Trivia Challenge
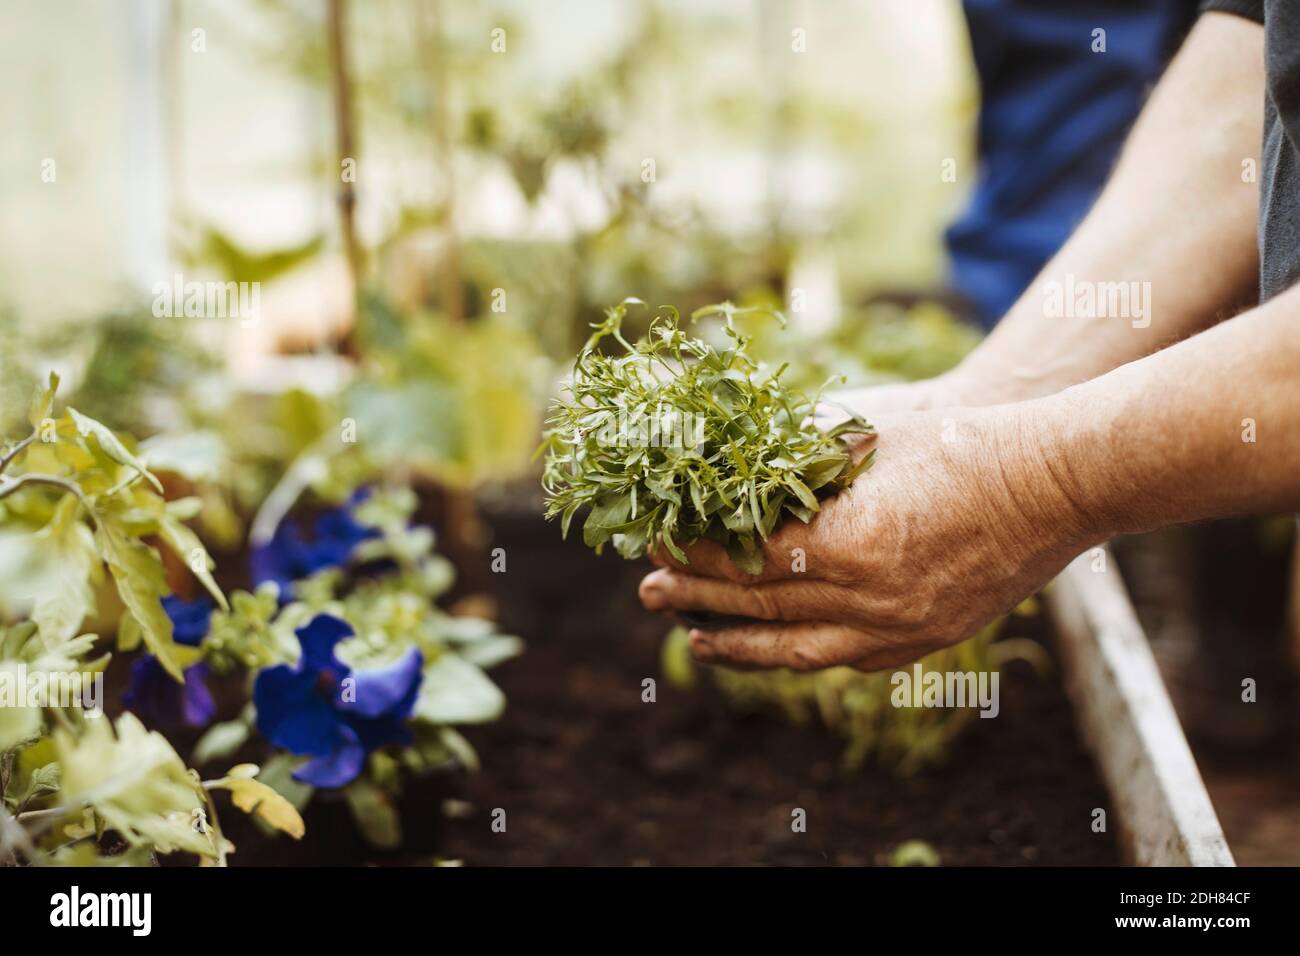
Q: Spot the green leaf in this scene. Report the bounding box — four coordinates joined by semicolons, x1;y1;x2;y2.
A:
12;762;61;810
889;839;941;867
659;526;688;563
0;622;38;662
785;476;819;512
435;726;479;772
67;407;163;493
842;447;876;484
55;712;216;858
660;626;696;690
186;226;325;284
157;507;229;611
725;536;765;577
252;753;315;811
542;301;872;576
28;495;99;647
117;612;142;653
342;778;402;849
582;495;632;550
93;509;185;681
0;662;44;752
415;653;507;724
29;371;59;428
192;718;251;767
139;430;227;483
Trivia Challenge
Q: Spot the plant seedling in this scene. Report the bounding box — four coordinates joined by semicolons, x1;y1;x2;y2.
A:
540;299;874;616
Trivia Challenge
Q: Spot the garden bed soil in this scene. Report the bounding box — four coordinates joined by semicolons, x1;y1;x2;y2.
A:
1117;519;1300;866
428;495;1119;867
167;491;1119;866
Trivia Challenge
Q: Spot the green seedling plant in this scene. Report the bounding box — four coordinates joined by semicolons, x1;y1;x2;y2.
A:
541;299;874;575
664;613;1049;775
652;307;1049;774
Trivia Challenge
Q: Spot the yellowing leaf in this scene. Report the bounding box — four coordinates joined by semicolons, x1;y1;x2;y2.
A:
212;775;306;840
0;662;44;751
67;407;164;494
158;507;229;611
55;713;215;858
93;510;184;681
29;495;99;647
29;371;59;428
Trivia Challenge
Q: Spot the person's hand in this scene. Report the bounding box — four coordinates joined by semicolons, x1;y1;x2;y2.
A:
811;370;972;430
811;357;1027;436
638;406;1099;672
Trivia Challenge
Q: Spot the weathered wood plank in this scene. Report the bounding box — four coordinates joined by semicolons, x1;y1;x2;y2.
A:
1045;547;1234;867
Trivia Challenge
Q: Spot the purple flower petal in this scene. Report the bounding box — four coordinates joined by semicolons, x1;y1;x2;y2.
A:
295;615;354;673
181;663;217;727
339;647;423;719
254;664;341;757
161;595;213;646
124;657;214;728
253;611;422;791
292;724;367;788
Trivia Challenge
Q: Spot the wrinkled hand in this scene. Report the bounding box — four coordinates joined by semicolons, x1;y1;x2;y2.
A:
811;373;969;431
639;407;1097;672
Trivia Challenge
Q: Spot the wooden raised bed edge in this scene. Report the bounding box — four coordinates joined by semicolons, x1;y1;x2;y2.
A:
1045;547;1235;867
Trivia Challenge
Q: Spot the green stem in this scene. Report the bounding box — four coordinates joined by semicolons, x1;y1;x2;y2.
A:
14;805;72;825
0;433;37;474
200;785;229;866
0;474;95;526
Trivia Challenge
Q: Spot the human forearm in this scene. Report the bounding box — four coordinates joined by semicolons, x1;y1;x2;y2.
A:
1032;285;1300;541
641;288;1299;671
954;13;1265;404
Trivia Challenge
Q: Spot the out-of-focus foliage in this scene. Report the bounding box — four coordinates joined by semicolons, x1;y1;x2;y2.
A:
0;374;225;676
727;296;983;392
179;226;326;287
189;485;520;849
0;310;218;439
0;376;302;865
345;293;549;488
665;605;1047;775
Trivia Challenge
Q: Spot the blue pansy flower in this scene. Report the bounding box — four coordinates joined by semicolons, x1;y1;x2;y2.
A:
249;490;379;600
122;596;216;728
163;594;213;645
253;614;423;789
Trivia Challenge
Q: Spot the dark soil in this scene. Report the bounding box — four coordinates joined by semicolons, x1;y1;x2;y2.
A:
143;490;1118;866
1117;518;1300;866
429;495;1120;866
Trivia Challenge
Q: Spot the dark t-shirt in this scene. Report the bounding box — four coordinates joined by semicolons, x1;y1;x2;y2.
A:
1201;0;1300;301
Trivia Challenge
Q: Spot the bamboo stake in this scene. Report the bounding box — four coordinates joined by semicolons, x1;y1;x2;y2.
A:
328;0;364;322
416;0;464;323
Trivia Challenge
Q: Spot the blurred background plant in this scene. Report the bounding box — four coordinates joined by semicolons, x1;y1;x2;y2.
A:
2;0;999;863
664;606;1051;775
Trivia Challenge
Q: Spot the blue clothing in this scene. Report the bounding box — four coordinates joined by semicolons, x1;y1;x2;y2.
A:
947;0;1200;328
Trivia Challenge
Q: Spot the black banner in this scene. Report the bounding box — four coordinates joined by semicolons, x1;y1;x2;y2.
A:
1;865;1287;942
